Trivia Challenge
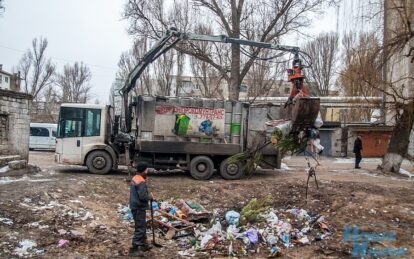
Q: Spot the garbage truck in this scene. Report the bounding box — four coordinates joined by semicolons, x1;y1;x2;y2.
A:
55;28;320;179
55;98;286;179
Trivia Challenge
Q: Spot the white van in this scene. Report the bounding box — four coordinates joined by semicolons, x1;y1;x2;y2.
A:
30;123;58;150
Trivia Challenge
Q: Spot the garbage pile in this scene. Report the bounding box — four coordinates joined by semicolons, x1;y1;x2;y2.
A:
119;195;334;257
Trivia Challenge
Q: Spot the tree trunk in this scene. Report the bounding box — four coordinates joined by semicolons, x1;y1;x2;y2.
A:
381;101;414;173
229;43;241;101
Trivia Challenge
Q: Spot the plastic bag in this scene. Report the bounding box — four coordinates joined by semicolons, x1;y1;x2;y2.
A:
200;234;213;248
246;228;259;244
266;235;278;246
286;208;310;221
225;210;240;226
264;211;279;225
226;225;239;239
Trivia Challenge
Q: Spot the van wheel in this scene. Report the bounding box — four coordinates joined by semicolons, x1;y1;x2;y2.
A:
86;150;112;174
190;156;214;180
220;159;244;180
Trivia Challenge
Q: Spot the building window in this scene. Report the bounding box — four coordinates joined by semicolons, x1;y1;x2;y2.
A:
0;75;2;84
285;87;290;94
181;81;192;89
5;77;8;83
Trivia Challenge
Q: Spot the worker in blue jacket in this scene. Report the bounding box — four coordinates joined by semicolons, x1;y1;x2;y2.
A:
129;162;153;256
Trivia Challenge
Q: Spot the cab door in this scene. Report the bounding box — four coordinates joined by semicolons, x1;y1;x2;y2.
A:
56;108;84;164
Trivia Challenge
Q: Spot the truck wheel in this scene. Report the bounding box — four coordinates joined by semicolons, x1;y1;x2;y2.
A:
190;156;214;180
86;150;112;174
220;159;244;180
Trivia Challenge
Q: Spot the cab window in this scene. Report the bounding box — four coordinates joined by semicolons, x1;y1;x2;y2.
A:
57;107;101;138
85;109;101;137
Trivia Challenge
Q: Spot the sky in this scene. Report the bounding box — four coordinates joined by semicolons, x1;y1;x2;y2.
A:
0;0;132;103
0;0;344;104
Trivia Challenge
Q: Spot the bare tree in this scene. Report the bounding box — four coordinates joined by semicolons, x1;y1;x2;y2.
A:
244;49;286;100
338;33;382;96
43;85;59;114
57;62;92;103
379;0;414;173
188;23;225;98
154;51;175;96
123;0;336;101
116;39;152;96
382;0;414;62
19;37;56;100
190;56;225;98
337;0;414;173
337;33;383;122
303;32;339;96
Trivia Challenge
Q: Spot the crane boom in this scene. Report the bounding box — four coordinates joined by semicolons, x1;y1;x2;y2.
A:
121;27;302;132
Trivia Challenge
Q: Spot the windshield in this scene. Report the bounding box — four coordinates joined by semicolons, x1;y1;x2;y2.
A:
57;107;101;138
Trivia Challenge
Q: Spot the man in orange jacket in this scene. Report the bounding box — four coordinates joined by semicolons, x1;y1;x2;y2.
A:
129;162;153;256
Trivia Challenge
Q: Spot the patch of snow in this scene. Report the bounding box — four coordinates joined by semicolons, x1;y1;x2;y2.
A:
69;200;83;204
334;158;382;164
0;165;10;173
399;168;414;179
26;222;40;228
402;159;412;165
81;211;93;221
0;217;13;225
28;179;55;183
20;200;67;211
0;176;29;185
66;211;81;218
281;163;291;170
14;239;37;257
334;158;354;164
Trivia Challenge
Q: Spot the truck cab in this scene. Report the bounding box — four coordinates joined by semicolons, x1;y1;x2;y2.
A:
55;103;117;174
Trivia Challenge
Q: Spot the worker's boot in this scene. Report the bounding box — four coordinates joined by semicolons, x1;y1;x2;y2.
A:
140;242;153;251
128;245;144;257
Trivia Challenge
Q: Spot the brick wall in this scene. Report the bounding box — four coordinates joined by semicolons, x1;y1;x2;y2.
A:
0;89;32;160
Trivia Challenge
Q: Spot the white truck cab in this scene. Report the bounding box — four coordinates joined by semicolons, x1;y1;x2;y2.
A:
55;103;117;174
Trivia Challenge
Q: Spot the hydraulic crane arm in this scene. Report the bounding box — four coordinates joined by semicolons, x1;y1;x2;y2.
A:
120;27;302;132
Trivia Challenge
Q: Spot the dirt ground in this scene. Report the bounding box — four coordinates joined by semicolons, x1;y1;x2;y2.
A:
0;151;413;258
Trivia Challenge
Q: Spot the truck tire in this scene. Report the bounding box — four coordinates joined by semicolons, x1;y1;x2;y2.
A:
220;159;244;180
190;156;214;180
86;150;113;175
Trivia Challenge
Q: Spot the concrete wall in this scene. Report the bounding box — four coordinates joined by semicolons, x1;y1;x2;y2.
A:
409;128;414;157
0;89;32;160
